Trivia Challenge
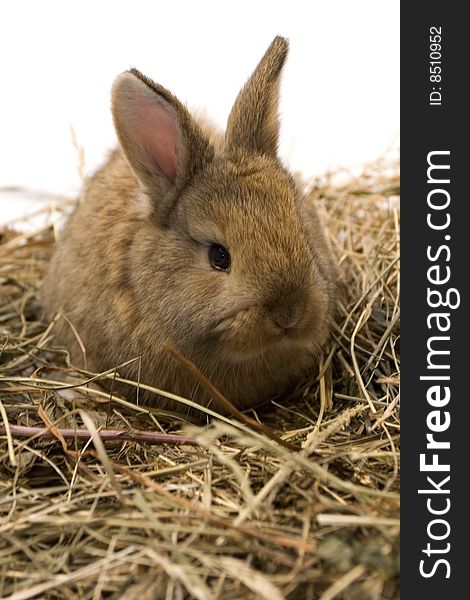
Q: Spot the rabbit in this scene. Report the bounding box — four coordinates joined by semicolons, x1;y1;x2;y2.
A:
40;36;340;418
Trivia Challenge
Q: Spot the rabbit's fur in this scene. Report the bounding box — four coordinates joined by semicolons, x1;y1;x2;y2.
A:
40;37;339;416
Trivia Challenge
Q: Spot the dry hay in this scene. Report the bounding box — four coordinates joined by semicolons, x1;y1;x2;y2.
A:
0;157;400;600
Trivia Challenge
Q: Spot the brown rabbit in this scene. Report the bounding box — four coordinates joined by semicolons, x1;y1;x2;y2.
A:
40;36;339;417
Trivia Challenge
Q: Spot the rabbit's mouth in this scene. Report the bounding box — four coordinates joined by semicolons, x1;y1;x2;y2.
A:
205;318;320;364
204;301;325;363
275;332;317;353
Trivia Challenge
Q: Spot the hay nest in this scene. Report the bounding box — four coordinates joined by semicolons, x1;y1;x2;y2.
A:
0;157;399;600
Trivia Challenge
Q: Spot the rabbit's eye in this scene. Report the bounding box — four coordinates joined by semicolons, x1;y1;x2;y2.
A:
209;244;231;271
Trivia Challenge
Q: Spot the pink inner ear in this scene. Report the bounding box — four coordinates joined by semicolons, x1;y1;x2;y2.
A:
134;97;179;183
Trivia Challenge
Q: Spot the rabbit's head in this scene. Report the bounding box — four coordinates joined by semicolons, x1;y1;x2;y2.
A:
110;37;335;368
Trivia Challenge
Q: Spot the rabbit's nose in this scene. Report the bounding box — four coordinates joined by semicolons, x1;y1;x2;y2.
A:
268;294;305;333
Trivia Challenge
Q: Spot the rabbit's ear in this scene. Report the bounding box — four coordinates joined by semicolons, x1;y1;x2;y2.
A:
225;36;288;158
112;70;213;211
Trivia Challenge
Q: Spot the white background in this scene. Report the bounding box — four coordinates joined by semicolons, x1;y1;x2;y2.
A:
0;0;399;223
